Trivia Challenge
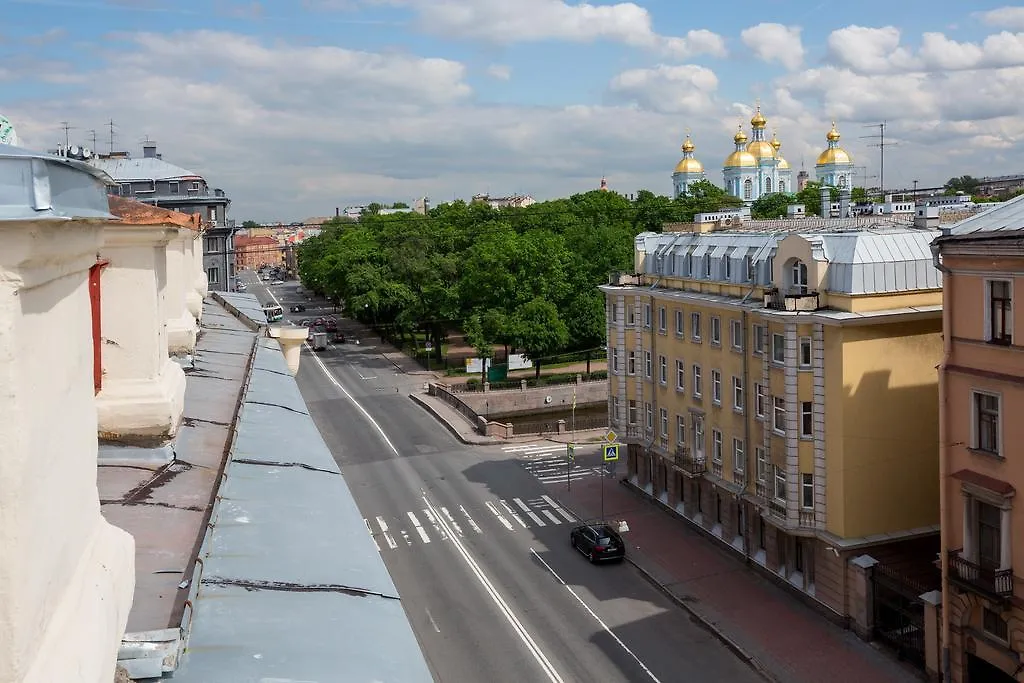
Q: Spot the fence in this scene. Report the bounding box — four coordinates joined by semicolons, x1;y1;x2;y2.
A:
447;373;609;393
511;413;608;436
429;383;480;427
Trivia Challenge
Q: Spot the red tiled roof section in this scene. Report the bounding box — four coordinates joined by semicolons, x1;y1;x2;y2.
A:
107;195;202;231
233;235;279;248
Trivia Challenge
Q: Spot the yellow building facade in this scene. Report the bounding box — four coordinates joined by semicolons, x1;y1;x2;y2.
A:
603;212;945;616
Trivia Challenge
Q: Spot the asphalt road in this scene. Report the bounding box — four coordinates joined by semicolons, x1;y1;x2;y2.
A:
242;271;761;683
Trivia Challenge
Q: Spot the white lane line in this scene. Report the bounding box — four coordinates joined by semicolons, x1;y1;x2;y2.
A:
408;511;431;543
500;499;529;528
542;495;576;522
485;501;514;531
376;516;398;549
441;507;464;538
530;549;663;683
514;497;547;527
460;505;483;534
426;495;564;683
425;606;441;634
423;507;448;541
363;519;380;551
541;510;562;525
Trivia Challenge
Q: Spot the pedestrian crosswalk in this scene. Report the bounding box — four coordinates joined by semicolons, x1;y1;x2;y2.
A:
362;495;576;553
502;442;599;485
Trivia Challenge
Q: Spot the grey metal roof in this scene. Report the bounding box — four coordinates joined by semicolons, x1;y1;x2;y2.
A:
943;193;1024;236
173;333;432;682
0;143;114;221
89;155;203;182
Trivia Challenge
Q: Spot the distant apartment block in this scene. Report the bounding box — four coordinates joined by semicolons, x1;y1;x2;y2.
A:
471;193;536;209
233;234;283;272
975;174;1024;198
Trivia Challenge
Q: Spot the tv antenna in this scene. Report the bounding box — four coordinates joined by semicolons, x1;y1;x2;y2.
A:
60;121;76;147
87;129;97;150
860;122;897;197
107;119;117;154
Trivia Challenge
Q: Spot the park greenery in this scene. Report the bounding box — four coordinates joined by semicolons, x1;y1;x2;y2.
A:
297;181;741;377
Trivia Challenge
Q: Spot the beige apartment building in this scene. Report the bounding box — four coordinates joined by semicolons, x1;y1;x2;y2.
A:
934;194;1024;683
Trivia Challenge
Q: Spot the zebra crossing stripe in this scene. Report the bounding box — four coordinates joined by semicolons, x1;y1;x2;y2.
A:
514;497;546;527
486;501;514;530
542;495;576;522
407;511;431;543
540;509;562;525
441;506;464;537
422;507;448;541
499;499;528;528
377;516;398;549
460;504;483;534
363;519;380;551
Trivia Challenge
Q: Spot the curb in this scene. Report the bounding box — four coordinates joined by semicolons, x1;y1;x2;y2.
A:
408;393;494;445
552;491;781;683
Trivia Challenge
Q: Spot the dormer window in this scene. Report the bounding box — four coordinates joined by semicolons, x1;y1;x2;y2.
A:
789;259;808;294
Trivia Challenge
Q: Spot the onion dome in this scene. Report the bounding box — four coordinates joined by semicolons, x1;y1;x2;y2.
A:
770;132;790;169
674;134;704;173
725;125;757;168
816;121;853;165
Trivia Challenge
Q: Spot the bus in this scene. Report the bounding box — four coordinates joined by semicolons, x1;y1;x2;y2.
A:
262;304;284;323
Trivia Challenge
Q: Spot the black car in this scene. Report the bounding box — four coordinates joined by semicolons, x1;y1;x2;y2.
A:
570;523;626;563
290;304;306;313
324;318;337;332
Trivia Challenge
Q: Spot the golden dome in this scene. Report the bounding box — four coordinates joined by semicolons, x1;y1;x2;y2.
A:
777;157;790;170
733;126;748;144
674;158;704;173
770;132;789;168
816;148;852;165
826;121;841;141
681;136;695;153
750;105;767;129
746;139;775;160
724;149;758;168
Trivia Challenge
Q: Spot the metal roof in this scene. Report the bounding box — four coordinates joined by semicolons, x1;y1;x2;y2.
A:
89;155;204;183
943;193;1024;236
0;143;114;221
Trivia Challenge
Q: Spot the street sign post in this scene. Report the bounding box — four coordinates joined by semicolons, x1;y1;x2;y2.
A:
566;443;575;490
602;443;620;461
600;443;620;521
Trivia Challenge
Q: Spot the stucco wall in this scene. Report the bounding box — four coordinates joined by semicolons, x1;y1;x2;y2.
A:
452;379;607;416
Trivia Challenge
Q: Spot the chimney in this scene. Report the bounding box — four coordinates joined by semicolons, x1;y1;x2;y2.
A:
819;186;830;217
839;188;851;218
335;207;340;217
143;142;157;158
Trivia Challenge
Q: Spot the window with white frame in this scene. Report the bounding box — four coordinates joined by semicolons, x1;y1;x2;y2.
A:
755;384;766;417
691;312;702;341
724;253;733;279
800;401;813;438
771;333;785;363
659;355;667;384
644;303;652;328
733;376;744;412
799;337;812;367
731;319;743;349
644;351;652;378
675;309;684;336
612;397;620;421
628;400;638;424
660;408;669;437
753;325;766;355
973;391;1001;454
756;447;767;482
733;438;744;472
676;415;685;445
711;370;722;404
693;364;702;397
987;280;1013;344
676;360;685;391
972;500;1005;570
711;316;722;345
658;306;667;332
801;473;813;509
206;266;220;284
692;415;705;457
611;348;620;373
790;259;808;294
774;467;787;500
712;429;723;462
772;396;786;434
627;351;636;375
645;402;653;429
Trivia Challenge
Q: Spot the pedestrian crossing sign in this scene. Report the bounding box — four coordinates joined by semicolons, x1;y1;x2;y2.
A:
603;443;620;462
566;443;575;461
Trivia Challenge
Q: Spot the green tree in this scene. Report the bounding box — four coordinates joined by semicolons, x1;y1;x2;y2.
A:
241;220;259;230
944;175;980;195
560;287;606;374
795;181;839;217
675;180;744;220
463;313;493;383
391;201;410;209
851;186;868;203
750;192;796;219
512;298;569;380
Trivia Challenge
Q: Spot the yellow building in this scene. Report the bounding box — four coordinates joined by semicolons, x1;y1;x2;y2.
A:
602;208;946;616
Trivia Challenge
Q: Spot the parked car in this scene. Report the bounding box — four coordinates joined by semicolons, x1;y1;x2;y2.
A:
570;523;626;563
314;318;325;327
290;304;306;313
271;279;284;285
299;319;312;327
333;332;347;343
325;318;337;332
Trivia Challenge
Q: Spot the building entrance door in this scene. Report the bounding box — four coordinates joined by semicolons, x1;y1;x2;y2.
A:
967;653;1016;682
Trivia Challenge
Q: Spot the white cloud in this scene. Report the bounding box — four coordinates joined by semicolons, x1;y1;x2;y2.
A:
975;6;1024;31
486;63;512;80
607;64;718;114
740;23;804;71
827;24;1024;73
826;25;918;73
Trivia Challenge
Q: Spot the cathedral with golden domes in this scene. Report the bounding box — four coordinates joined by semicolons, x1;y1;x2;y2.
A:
671;105;855;204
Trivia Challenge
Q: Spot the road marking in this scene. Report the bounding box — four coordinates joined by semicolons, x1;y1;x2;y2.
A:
514;497;546;527
407;511;431;543
422;507;448;541
460;505;483;534
485;501;514;531
530;549;662;683
363;519;380;551
440;507;464;538
401;529;412;546
541;509;562;525
426;495;564;683
376;516;398;549
500;499;528;528
425;606;441;633
542;495;576;522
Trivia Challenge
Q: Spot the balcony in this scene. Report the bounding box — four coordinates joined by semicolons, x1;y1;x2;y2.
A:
768;498;786;519
798;509;815;528
733;470;746;488
763;287;820;312
672;446;707;476
711;460;723;477
755;481;767;499
948;550;1014;601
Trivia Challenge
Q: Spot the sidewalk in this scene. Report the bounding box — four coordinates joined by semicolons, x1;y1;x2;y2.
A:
551;475;922;683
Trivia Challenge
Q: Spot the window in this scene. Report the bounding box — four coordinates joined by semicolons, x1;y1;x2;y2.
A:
801;473;813;509
774;467;787;500
987;280;1013;344
764;177;772;194
675;360;685;391
628;400;638;424
730;319;743;349
973;391;1001;454
799;337;812;367
612;397;620;421
743;178;753;200
733;438;745;472
710;316;721;345
756;447;767;482
704;256;712;279
206;266;220;284
743;255;753;282
692;365;702;397
711;370;722;404
660;408;669;437
772;396;786;434
790;260;808;294
690;312;702;341
645;402;653;429
977;500;1002;569
724;256;732;279
733;377;744;412
983;608;1009;642
169;181;179;194
627;303;636;326
771;333;785;363
611;348;620;373
755;384;766;418
612;302;620;322
675;309;684;336
676;415;685;445
204;236;220;254
644;304;652;328
658;355;667;384
753;325;766;355
627;351;636;375
692;415;705;457
800;402;813;438
644;351;652;378
658;306;667;332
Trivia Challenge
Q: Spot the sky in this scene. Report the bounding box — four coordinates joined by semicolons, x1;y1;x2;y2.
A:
3;0;1024;221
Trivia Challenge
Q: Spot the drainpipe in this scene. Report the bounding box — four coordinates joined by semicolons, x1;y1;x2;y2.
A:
741;308;753;563
932;239;953;683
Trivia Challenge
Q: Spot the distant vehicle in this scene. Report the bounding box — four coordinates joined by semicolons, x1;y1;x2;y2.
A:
311;331;328;351
290;304;306;313
570;523;625;563
299;318;312;327
262;304;284;323
333;332;346;343
271;279;284;285
325;318;337;332
236;283;247;292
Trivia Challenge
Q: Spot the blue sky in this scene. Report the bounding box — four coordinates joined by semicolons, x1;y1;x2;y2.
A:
3;0;1023;220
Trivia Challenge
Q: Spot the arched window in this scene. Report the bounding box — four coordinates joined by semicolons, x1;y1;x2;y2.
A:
743;178;753;200
765;178;772;194
838;175;848;188
789;259;808;294
778;180;786;193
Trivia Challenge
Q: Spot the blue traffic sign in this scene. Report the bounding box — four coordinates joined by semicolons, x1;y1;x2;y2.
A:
603;443;620;462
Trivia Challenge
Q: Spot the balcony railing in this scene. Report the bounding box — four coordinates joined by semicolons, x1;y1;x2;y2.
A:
798;509;815;528
733;470;746;488
768;499;786;519
672;446;706;476
948;550;1014;600
711;460;723;477
755;481;767;499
